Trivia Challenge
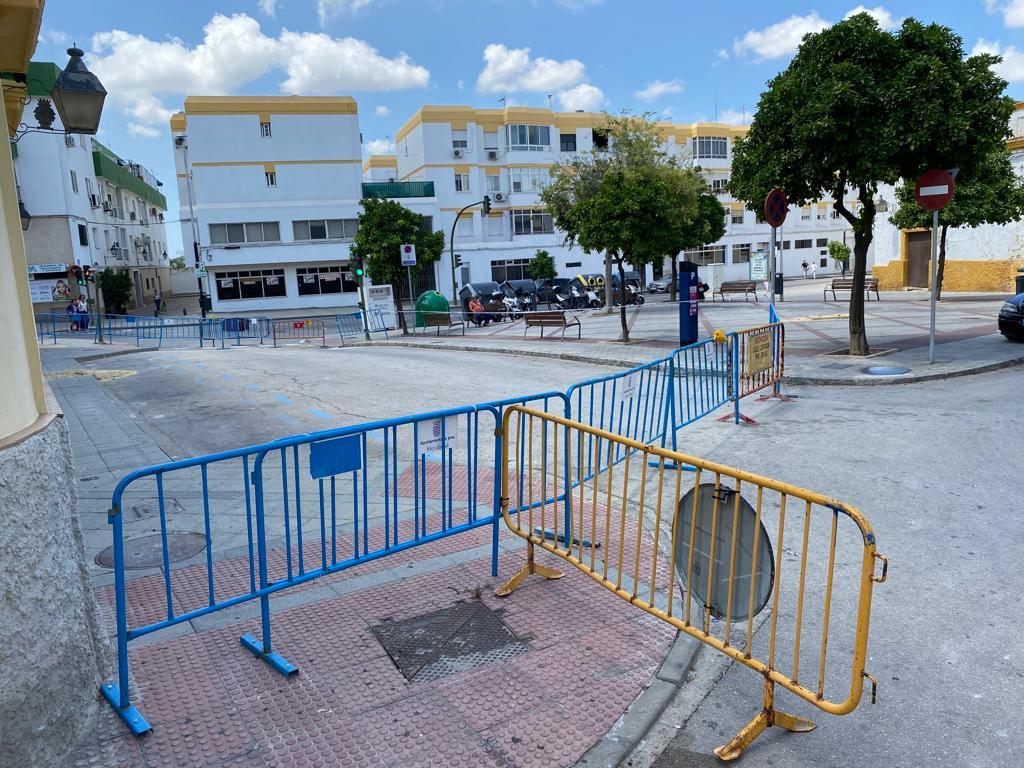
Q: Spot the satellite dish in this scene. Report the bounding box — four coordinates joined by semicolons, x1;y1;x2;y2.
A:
674;483;775;621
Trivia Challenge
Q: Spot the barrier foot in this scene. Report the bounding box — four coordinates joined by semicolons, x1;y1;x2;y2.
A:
658;460;696;472
100;682;151;736
717;412;759;425
756;392;796;402
494;542;564;597
713;678;815;762
239;634;299;677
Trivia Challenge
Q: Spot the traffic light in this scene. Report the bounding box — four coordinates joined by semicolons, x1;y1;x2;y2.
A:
71;265;84;286
354;259;365;278
82;265;93;283
454;254;463;268
482;195;491;215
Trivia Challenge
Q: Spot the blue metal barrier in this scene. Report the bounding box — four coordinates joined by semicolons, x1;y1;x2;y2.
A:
337;308;389;345
35;312;98;343
669;337;732;439
218;316;273;348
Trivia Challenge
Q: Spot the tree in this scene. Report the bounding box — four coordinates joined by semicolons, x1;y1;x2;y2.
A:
527;249;557;281
828;240;851;277
889;146;1024;299
168;255;187;272
351;196;445;334
542;114;698;341
97;268;133;315
730;13;1013;355
666;181;727;302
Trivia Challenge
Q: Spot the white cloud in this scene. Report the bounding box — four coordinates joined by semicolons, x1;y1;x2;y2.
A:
716;49;729;61
557;83;604;112
844;5;898;29
363;138;392;155
318;0;375;27
555;0;601;9
477;43;586;93
38;28;70;45
987;0;1024;27
733;12;829;61
257;0;276;16
973;39;1024;82
88;14;429;128
634;79;683;102
127;123;161;138
717;108;749;125
457;79;465;91
375;105;390;116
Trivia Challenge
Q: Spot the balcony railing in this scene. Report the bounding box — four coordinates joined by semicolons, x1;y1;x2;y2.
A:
361;181;435;199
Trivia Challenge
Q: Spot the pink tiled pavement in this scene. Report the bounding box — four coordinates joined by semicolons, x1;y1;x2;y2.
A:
78;528;676;767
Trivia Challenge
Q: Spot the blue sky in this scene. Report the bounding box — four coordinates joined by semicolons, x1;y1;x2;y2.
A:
30;0;1024;256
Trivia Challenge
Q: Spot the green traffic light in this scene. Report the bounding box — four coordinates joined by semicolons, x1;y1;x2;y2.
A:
355;268;364;276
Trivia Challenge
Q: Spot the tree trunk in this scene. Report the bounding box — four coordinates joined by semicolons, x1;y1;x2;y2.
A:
393;280;408;335
848;229;872;356
669;256;678;303
603;251;614;314
935;223;949;301
617;257;629;343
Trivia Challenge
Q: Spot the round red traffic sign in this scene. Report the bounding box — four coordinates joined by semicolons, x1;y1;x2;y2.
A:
914;169;955;211
764;188;787;227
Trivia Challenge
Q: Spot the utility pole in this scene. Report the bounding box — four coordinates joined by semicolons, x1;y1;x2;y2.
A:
179;136;207;318
449;196;491;304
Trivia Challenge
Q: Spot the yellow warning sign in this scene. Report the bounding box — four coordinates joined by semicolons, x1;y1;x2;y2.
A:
745;332;773;375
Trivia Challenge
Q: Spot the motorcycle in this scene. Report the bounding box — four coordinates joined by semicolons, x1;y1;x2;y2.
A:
586;288;602;309
500;295;523;320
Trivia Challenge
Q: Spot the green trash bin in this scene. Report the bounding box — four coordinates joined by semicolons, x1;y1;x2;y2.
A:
414;290;450;328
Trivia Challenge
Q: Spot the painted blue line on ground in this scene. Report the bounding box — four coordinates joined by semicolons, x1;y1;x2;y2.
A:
308;408;334;420
221;374;234;381
275;394;293;405
245;383;259;391
276;414;301;426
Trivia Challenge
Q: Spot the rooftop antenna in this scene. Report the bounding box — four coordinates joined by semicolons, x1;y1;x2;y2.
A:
498;96;506;107
547;94;553;110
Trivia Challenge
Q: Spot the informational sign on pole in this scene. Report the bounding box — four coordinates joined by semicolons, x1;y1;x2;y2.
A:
914;169;956;364
750;251;769;282
401;243;417;308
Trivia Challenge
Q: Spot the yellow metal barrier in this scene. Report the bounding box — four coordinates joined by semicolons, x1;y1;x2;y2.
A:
496;405;886;761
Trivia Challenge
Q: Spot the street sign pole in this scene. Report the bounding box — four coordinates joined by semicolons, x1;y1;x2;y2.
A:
764;188;788;305
914;169;955;365
929;209;939;364
769;225;777;307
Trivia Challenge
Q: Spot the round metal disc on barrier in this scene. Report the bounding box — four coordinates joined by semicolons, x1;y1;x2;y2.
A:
674;483;774;621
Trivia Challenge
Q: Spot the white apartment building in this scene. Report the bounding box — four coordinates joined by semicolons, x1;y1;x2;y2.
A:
16;61;170;311
392;105;857;298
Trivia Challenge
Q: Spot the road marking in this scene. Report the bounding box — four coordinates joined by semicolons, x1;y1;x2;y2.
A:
275;394;293;405
308;408;334;420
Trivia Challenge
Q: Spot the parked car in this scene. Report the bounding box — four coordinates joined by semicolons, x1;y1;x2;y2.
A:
998;293;1024;340
647;277;672;294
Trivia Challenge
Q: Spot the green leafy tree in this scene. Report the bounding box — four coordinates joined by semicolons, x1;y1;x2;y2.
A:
351;196;445;334
527;249;557;282
666;181;727;301
828;240;852;277
97;268;133;315
730;13;1013;355
889;147;1024;299
168;255;187;272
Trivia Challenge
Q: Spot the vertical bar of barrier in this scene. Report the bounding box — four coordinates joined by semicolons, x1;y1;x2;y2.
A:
732;333;741;425
491;409;502;577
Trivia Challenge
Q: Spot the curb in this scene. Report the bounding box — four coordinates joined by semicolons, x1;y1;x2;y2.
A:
352;340;655;370
72;347;151;364
574;634;701;768
784;352;1024;386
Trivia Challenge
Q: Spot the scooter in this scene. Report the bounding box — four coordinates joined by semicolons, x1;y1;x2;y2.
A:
500;295;523;320
586;287;602;309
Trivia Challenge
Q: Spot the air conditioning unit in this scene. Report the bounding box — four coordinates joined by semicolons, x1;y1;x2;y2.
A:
89;194;100;208
452;148;463;158
130;211;137;220
487;150;498;161
494;192;506;202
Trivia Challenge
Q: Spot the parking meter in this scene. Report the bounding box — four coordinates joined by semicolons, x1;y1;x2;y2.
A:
678;260;699;346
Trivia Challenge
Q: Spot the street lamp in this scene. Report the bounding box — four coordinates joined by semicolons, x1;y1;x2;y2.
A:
18;199;31;231
874;196;889;213
50;47;107;135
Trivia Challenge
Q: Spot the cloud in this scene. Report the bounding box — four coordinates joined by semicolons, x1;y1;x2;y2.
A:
973;39;1024;82
717;108;749;125
557;83;604;112
733;11;829;61
844;5;898;29
363;138;392;155
716;49;729;61
318;0;375;27
375;105;390;116
555;0;601;9
477;43;586;92
88;14;429;127
634;79;683;102
127;123;161;138
457;79;465;91
257;0;276;16
987;0;1024;27
38;28;70;45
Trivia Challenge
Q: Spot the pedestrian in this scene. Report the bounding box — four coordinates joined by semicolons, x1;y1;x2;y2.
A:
695;274;709;301
801;260;810;279
66;299;78;331
810;261;817;279
77;297;90;330
840;259;848;278
154;290;163;316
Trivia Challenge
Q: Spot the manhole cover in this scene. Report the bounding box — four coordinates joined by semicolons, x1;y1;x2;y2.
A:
861;365;910;376
95;532;207;570
371;601;529;683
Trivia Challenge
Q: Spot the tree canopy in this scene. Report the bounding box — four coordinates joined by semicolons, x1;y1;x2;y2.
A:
527;250;557;281
730;12;1014;354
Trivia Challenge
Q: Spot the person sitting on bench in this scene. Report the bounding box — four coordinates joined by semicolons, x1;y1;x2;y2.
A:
468;297;491;326
696;275;709;300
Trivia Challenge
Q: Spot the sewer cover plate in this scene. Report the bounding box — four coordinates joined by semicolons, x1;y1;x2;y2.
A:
371;601;529;683
861;365;911;376
95;531;207;570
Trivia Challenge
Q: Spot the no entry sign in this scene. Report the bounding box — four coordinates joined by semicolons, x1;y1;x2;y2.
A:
764;188;787;227
914;169;955;211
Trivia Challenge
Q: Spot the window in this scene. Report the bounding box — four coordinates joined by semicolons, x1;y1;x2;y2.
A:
65;134;75;147
756;242;769;252
265;171;276;187
486;215;503;236
491;258;532;282
816;238;828;248
692;136;728;159
214;268;285;301
560;133;577;152
684;245;726;266
451;130;468;149
592;129;609;150
77;224;88;246
292;219;359;241
486;174;501;193
817;204;828;220
731;209;744;225
801;207;811;221
70;170;78;193
732;244;751;264
711;178;729;194
297;265;357;296
455;216;473;237
260;122;272;138
565;261;582;268
511;208;554;235
85;177;94;199
830;209;841;220
795;239;812;249
509;167;550;194
209;221;281;244
92;227;99;249
506;124;551;152
782;241;791;250
820;257;828;268
454;173;469;192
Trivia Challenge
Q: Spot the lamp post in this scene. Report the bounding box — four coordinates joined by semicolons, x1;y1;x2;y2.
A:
449;195;491;304
11;46;106;142
18;200;31;231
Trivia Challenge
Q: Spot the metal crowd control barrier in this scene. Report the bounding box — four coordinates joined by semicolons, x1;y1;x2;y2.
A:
496;405;886;761
101;391;567;734
723;321;790;425
217;316;273;347
272;318;327;348
35;311;97;343
336;308;390;345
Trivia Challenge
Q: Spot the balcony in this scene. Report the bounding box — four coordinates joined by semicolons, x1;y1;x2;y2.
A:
361;181;435;199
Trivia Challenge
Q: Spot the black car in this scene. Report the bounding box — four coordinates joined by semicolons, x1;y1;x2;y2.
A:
998;293;1024;340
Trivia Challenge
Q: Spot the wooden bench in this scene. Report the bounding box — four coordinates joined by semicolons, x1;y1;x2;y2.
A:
824;277;880;301
523;310;582;339
420;312;465;335
712;281;759;302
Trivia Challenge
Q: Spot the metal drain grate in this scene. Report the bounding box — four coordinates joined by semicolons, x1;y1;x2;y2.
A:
371;601;529;683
